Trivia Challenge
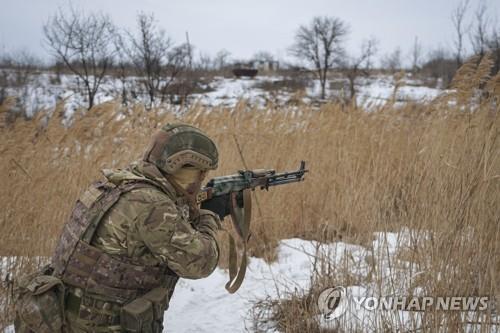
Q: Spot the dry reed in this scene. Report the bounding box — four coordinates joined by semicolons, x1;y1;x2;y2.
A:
0;58;499;330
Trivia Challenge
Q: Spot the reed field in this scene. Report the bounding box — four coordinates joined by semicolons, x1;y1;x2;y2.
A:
0;59;499;331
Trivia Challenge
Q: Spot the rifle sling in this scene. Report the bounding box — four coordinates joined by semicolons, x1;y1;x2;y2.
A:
225;189;252;293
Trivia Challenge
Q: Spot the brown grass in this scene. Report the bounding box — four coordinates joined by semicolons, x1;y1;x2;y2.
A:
0;57;499;330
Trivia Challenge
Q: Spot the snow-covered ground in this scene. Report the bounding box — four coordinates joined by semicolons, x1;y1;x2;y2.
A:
1;71;444;120
2;228;497;332
163;228;497;332
164;237;322;332
194;76;274;107
357;76;442;106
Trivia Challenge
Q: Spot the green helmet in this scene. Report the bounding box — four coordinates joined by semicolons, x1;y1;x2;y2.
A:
143;123;218;174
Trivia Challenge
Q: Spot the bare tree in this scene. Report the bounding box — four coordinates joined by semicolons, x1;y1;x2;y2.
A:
197;52;213;71
289;16;349;100
43;7;116;110
410;36;423;73
113;32;133;105
252;51;275;63
0;55;7;105
381;47;402;73
0;50;40;87
451;0;470;67
162;42;197;105
214;49;231;70
470;1;490;58
421;47;456;87
342;37;378;102
125;13;188;108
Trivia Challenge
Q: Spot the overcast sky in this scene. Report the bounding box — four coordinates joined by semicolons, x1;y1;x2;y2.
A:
1;0;499;65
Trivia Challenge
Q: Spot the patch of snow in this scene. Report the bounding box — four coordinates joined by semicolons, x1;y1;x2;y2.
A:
357;75;443;108
1;71;447;123
164;232;394;332
165;228;497;332
164;238;319;332
3;325;14;333
1;230;497;332
193;76;276;107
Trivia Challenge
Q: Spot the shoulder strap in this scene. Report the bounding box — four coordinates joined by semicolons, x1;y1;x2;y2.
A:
81;181;155;244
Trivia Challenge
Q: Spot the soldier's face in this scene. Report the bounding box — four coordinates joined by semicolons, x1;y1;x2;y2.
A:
172;167;208;195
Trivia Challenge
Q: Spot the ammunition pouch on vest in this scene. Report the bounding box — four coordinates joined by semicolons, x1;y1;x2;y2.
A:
120;287;171;332
50;178;179;330
14;265;65;333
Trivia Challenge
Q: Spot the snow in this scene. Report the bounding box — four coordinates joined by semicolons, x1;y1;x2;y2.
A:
1;229;497;332
164;228;497;332
2;72;116;119
0;238;368;332
357;76;443;107
1;71;444;121
164;238;318;332
164;229;401;332
196;76;266;107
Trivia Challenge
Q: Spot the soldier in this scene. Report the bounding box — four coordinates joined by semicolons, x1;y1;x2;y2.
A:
49;123;230;332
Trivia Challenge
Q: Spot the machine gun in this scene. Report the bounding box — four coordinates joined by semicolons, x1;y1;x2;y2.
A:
196;161;308;203
196;161;309;294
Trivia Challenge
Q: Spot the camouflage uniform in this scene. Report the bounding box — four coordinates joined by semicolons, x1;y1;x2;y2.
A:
50;124;222;332
60;161;220;332
94;161;220;279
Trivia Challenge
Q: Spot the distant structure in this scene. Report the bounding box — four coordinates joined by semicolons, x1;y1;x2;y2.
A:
232;59;280;78
232;68;258;78
232;62;258;78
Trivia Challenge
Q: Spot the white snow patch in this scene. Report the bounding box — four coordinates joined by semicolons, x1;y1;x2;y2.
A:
165;228;497;332
164;238;319;332
1;72;446;124
1;230;497;332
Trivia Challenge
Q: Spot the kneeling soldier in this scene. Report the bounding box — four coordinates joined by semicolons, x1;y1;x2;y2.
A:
50;123;229;332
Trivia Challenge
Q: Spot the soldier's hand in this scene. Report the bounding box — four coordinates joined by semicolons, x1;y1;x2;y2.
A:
200;193;231;220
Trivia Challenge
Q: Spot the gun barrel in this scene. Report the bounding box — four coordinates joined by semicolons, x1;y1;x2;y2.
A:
267;172;306;186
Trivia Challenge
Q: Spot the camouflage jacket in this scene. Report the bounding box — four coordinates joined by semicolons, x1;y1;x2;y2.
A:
45;161;222;331
92;160;221;279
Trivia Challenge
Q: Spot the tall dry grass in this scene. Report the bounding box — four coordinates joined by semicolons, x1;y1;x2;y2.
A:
0;56;499;330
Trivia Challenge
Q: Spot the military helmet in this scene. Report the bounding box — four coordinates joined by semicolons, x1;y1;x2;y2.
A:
143;123;218;174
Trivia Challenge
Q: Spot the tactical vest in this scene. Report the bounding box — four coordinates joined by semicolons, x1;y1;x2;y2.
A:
52;179;179;305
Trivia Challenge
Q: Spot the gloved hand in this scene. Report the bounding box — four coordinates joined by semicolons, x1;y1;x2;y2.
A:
200;193;231;220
